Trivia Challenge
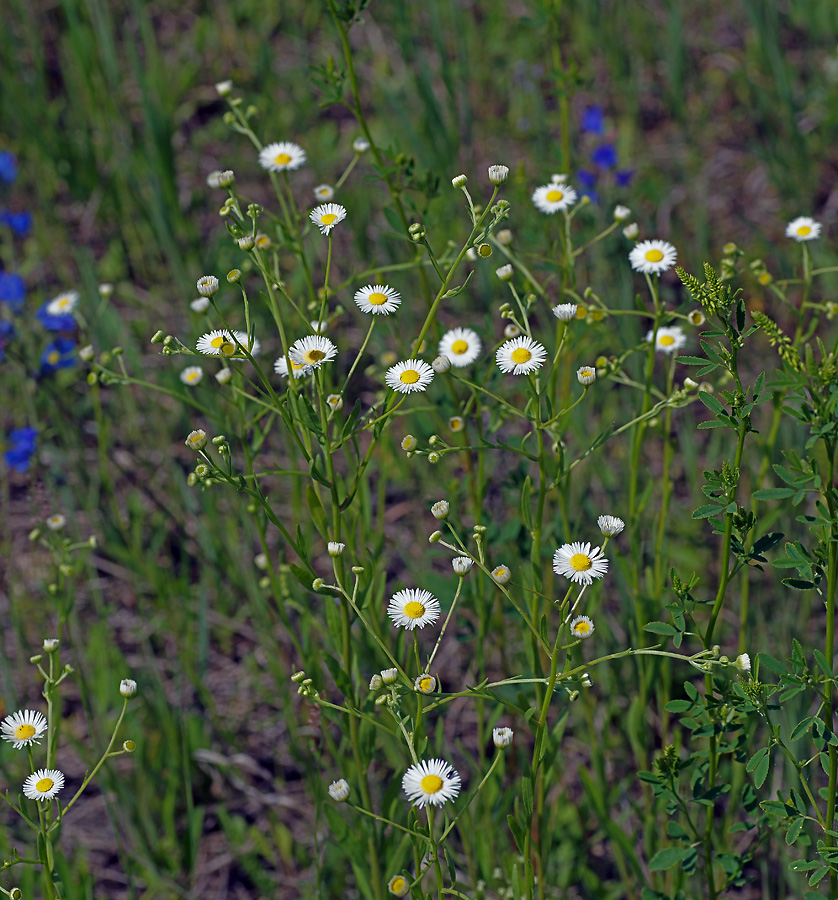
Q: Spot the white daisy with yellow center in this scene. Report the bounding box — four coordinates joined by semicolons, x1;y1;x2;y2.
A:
385;359;435;394
387;588;441;630
786;216;821;242
46;291;79;317
313;183;335;202
552;303;578;321
196;329;258;358
438;327;481;367
354;283;401;315
570;615;595;639
597;514;625;536
414;673;437;694
496;335;547;375
402;759;461;809
577;366;596;385
289;335;338;369
646;325;686;355
552;541;608;586
23;768;65;801
532;182;578;214
309;203;347;235
274;355;313;379
388;875;410;897
1;709;47;749
180;366;203;386
258;141;306;173
46;514;66;531
629;239;677;275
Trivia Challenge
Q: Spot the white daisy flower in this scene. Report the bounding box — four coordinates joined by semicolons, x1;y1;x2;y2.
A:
289;335;338;369
196;275;219;297
46;514;66;531
492;726;514;748
185;430;207;451
452;557;473;575
438;327;481;367
431;500;449;519
786;217;821;242
258;141;306;173
504;323;521;338
313;184;335;202
46;291;79;316
387;588;441;630
309;203;347;235
552;303;578;321
388;875;409;897
354;284;401;315
385;359;435;394
180;366;203;386
646;326;687;355
688;310;705;326
414;673;437;694
190;297;210;313
629;240;677;275
576;366;596;385
449;416;464;432
488;165;509;184
274;355;313;378
381;667;399;684
195;329;247;357
496;336;547;375
402;759;461;808
22;768;65;801
491;565;512;585
328;779;350;802
597;515;625;536
553;541;608;586
1;710;47;749
570;615;595;639
532;182;577;214
496;264;514;281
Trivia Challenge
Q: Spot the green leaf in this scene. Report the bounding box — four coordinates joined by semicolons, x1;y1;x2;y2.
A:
306;484;330;540
783;578;817;591
786;818;805;844
692;504;725;519
698;391;725;415
791;717;816;741
757;653;787;675
746;747;770;788
754;488;797;500
644;621;677;636
814;649;834;677
665;699;693;713
382;206;405;235
649;847;694;871
521;774;533;819
521;476;533;532
675;355;712;366
507;815;525;853
808;866;830;886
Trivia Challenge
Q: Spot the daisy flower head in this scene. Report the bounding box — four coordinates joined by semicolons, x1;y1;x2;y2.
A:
2;709;47;749
387;588;441;630
496;336;547;375
552;303;578;321
597;515;625;536
385;359;435;394
328;779;350;802
532;182;578;214
646;325;686;355
388;875;409;897
438;327;481;367
354;283;401;315
786;216;821;242
414;673;437;694
180;366;203;386
313;183;335;202
274;355;313;379
46;514;66;531
46;291;79;317
289;335;338;369
576;365;596;385
491;564;512;585
488;164;509;185
196;275;219;297
402;759;461;808
258;141;306;173
309;203;347;235
196;329;246;357
23;768;65;801
735;653;751;674
493;726;514;748
570;615;595;639
190;297;210;313
553;541;608;586
629;239;677;275
452;556;473;575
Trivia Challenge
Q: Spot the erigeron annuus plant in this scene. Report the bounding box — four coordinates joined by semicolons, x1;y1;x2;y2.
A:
1;644;135;900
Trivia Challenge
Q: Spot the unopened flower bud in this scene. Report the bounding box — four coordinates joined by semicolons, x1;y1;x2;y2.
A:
43;638;60;652
328;542;345;557
623;222;639;239
613;204;631;221
369;673;383;691
431;500;450;520
123;739;136;752
401;435;417;452
151;330;164;344
196;275;219;297
427;451;441;464
238;235;255;251
496;264;513;281
576;366;597;385
120;679;137;698
452;557;473;575
327;393;343;410
328;778;350;801
79;344;94;362
381;667;398;684
493;726;514;748
429;530;442;543
432;355;452;374
477;242;492;258
312;578;324;591
451;174;467;188
215;80;233;96
185;429;207;451
491;565;511;585
353;137;370;153
488;165;509;184
504;323;521;338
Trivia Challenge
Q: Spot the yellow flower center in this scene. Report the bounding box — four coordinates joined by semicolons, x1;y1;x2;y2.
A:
569;553;592;572
451;340;468;355
420;774;444;793
35;777;54;792
274;153;291;165
57;299;69;310
510;348;531;364
400;369;420;384
368;291;388;305
391;877;406;893
575;622;591;635
15;724;36;740
418;676;434;691
186;371;200;382
305;349;326;363
546;189;563;202
645;249;664;262
579;368;594;378
660;335;675;346
320;213;338;226
798;225;811;236
47;352;60;365
450;418;463;431
403;601;425;618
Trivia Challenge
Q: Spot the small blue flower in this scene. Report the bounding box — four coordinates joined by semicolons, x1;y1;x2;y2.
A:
40;338;76;374
0;152;17;184
0;272;25;313
577;169;596;189
36;301;76;332
616;169;635;187
591;143;618;170
0;211;32;237
581;106;605;135
4;426;38;472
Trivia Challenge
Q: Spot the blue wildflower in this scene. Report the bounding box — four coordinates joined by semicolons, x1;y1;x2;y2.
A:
0;272;25;313
0;211;32;237
581;106;605;135
591;144;618;169
0;152;17;183
577;169;596;189
4;426;37;473
36;300;76;332
616;169;635;187
40;338;76;374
